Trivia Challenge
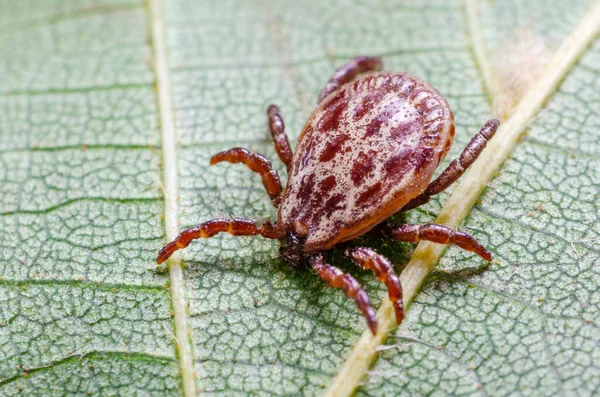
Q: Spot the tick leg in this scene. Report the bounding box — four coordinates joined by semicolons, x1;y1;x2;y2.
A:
402;119;500;211
346;247;403;325
318;56;383;103
267;104;293;172
310;254;378;335
157;218;282;264
210;147;283;206
390;223;492;261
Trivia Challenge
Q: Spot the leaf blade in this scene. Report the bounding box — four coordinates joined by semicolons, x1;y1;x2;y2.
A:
3;0;600;395
0;2;180;394
352;1;600;395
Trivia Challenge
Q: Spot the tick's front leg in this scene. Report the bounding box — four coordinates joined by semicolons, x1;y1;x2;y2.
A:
157;218;282;264
402;119;500;211
210;147;283;206
310;254;378;335
318;56;383;103
267;104;293;172
389;223;492;261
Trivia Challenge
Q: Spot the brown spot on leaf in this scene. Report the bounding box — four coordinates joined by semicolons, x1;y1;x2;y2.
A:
493;25;550;119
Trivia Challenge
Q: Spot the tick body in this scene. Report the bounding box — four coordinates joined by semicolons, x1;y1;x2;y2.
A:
158;56;499;334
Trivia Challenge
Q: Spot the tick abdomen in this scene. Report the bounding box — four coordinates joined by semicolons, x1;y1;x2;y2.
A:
279;72;455;251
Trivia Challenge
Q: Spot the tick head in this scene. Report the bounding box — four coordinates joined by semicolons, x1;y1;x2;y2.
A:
280;232;308;268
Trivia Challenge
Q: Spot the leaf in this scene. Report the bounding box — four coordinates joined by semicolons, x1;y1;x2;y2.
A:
0;1;180;395
0;1;599;397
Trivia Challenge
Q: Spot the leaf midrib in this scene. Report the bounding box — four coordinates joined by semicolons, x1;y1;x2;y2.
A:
148;0;196;395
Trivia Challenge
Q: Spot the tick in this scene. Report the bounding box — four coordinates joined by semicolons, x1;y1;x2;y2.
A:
157;56;499;334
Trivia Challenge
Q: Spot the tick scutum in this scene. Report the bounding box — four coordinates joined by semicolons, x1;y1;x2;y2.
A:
279;71;456;252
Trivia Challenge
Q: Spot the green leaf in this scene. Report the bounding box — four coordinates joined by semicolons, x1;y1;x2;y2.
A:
0;1;180;395
1;1;599;396
360;45;600;396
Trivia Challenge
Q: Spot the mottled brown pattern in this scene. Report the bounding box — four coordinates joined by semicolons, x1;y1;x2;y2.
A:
279;72;455;251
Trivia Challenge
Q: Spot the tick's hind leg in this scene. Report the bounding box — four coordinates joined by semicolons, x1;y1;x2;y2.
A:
267;105;293;172
389;223;492;261
210;147;283;206
346;247;403;325
310;254;378;335
157;219;282;264
402;119;500;211
318;56;383;103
